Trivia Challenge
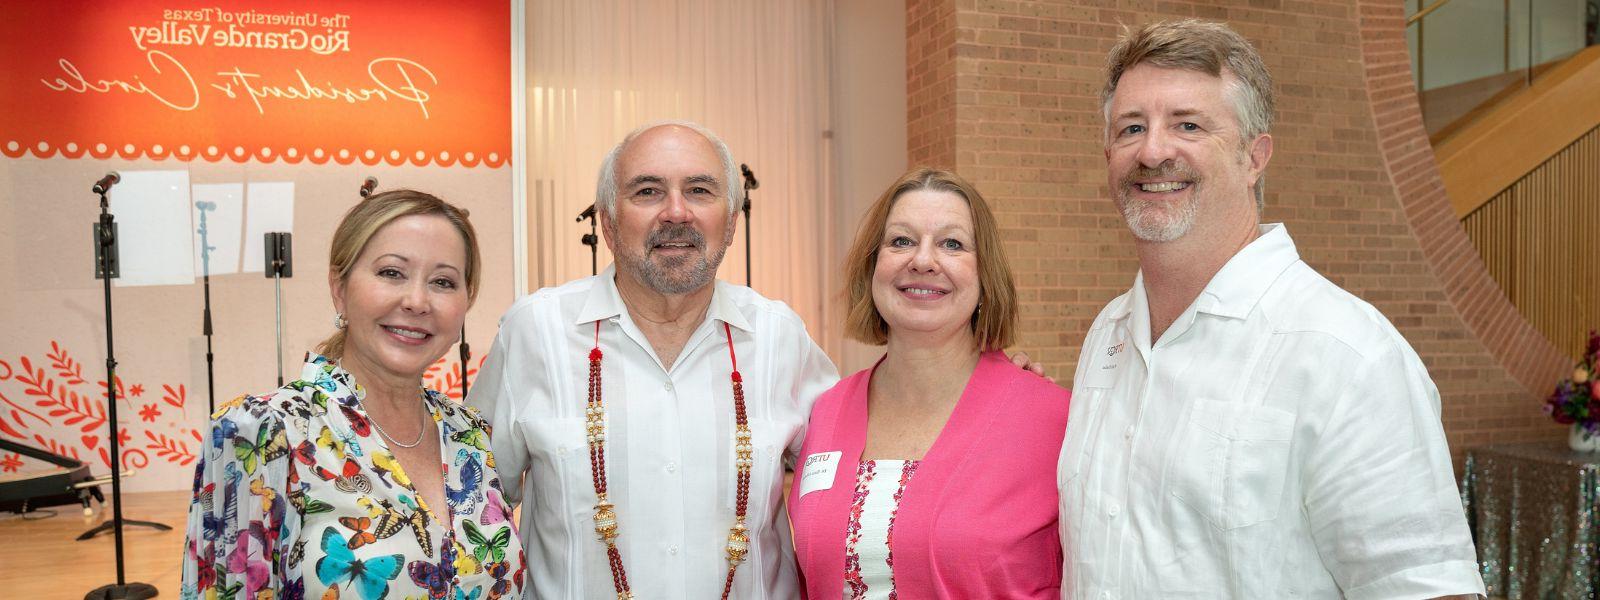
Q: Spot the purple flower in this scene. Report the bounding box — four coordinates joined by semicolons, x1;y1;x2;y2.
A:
1550;393;1576;423
1544;338;1600;428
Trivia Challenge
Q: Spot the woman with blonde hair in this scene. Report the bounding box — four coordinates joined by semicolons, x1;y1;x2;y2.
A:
180;190;524;600
789;168;1069;598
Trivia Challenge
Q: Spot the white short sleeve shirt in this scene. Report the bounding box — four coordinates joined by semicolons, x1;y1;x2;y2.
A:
1059;224;1485;599
469;266;839;600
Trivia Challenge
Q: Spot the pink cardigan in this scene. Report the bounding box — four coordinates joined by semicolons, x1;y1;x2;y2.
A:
788;351;1069;599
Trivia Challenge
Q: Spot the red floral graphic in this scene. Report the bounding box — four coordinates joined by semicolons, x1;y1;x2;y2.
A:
14;355;106;433
97;376;126;404
422;355;488;402
162;384;186;412
144;431;197;467
1;453;21;473
0;341;187;470
48;342;86;386
31;435;81;461
98;427;148;471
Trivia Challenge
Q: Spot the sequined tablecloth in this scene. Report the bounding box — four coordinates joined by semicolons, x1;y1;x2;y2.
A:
1463;442;1600;599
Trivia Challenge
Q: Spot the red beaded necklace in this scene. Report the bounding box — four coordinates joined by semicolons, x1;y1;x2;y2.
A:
585;320;753;600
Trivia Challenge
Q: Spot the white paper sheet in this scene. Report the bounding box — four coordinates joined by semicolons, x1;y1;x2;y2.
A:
107;170;196;287
241;182;296;274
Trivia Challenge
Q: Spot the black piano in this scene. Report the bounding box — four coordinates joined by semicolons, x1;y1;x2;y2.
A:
0;438;103;514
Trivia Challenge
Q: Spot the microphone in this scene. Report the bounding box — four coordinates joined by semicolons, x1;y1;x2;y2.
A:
740;164;759;190
576;203;596;222
195;200;216;211
359;176;378;198
92;172;121;195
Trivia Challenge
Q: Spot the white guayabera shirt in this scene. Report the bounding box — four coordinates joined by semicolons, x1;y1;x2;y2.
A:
471;265;838;600
1060;224;1486;599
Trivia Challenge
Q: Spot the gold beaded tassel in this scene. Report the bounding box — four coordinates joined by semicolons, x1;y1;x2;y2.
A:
586;323;633;599
720;323;752;600
583;320;753;600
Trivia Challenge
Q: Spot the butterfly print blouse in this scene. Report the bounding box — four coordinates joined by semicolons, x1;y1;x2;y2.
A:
180;355;526;600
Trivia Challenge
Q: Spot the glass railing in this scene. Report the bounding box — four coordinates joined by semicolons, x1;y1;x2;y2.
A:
1406;0;1598;139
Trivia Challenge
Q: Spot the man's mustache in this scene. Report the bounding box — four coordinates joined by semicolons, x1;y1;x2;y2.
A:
1121;162;1200;188
645;224;706;250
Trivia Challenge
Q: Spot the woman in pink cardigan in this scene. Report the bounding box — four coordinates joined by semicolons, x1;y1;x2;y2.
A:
789;168;1070;599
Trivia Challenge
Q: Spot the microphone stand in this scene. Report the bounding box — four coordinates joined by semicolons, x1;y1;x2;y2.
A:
458;328;471;399
740;165;757;286
264;233;293;387
83;178;164;600
576;204;598;276
196;201;217;415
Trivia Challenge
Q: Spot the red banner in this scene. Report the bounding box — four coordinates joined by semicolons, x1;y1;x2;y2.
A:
0;1;510;167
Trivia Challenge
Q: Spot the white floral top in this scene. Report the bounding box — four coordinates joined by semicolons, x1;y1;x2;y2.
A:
180;355;525;600
843;460;921;600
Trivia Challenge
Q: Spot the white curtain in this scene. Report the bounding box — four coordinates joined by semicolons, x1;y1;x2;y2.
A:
524;0;835;345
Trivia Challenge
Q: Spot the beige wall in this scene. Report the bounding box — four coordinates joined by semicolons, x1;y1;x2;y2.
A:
827;0;909;375
0;158;514;491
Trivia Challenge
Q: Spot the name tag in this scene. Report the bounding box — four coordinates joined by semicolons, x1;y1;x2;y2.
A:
798;451;842;496
1082;334;1130;388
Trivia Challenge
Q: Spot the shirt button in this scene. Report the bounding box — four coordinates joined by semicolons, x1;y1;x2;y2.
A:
1100;592;1112;600
1124;426;1134;441
668;545;679;555
663;381;674;391
1108;503;1120;519
665;462;677;474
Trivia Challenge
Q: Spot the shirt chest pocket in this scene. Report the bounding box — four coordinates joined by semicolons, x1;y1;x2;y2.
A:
1057;389;1103;489
731;421;781;522
1169;399;1295;531
522;417;592;517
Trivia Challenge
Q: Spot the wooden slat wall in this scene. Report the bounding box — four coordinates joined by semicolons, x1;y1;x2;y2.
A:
1463;124;1600;361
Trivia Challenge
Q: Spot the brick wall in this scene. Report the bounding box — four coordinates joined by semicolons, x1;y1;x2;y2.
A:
907;0;959;169
907;0;1572;465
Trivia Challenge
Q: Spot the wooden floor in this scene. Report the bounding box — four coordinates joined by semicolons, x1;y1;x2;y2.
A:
1;489;1511;599
0;491;189;599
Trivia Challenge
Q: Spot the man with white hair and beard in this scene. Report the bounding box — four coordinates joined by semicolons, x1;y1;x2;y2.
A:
1058;20;1485;599
469;122;837;600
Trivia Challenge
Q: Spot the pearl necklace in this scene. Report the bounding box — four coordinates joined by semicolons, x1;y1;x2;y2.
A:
585;320;753;600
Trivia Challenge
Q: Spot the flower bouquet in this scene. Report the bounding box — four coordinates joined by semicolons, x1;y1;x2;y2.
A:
1545;330;1600;451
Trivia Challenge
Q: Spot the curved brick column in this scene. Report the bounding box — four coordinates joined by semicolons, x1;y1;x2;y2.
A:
905;0;1569;461
1355;1;1569;395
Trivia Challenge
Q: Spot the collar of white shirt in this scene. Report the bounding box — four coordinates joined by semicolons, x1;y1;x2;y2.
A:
1115;223;1301;351
574;264;755;334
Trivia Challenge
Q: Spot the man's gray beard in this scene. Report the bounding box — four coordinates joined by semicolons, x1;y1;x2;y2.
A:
1117;191;1198;243
1116;162;1201;243
618;223;728;295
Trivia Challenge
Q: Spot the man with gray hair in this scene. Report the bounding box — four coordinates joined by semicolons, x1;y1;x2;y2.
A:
471;122;838;599
1059;20;1486;598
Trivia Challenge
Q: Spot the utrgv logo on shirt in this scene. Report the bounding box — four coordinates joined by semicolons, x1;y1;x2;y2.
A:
1097;342;1126;374
1083;336;1128;387
799;451;842;496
